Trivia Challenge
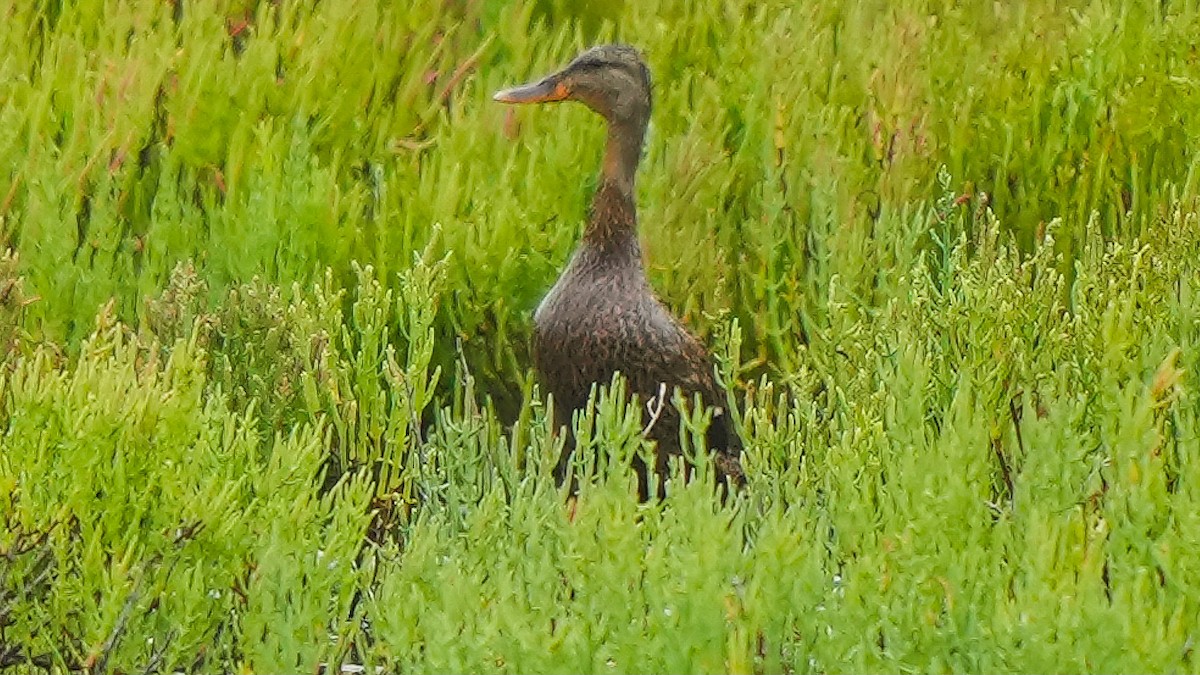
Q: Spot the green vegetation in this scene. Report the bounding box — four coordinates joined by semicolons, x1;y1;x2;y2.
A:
2;0;1199;672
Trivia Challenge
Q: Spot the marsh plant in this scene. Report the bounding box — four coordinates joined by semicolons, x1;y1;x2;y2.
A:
2;0;1200;672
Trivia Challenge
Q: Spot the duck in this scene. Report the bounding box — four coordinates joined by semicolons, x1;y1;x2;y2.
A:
494;44;744;499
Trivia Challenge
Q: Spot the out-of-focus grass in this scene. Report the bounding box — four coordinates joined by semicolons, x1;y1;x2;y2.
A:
2;0;1200;672
3;0;1199;411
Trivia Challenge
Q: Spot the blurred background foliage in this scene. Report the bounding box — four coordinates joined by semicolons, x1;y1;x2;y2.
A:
3;0;1198;416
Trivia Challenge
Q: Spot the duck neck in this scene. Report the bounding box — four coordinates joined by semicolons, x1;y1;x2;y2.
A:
582;118;646;255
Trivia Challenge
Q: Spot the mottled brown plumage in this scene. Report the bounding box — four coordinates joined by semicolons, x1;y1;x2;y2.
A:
495;45;744;498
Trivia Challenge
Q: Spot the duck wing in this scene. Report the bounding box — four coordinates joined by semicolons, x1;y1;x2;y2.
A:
621;308;745;486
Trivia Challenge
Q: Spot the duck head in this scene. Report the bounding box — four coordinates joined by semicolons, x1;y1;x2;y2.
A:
493;44;652;128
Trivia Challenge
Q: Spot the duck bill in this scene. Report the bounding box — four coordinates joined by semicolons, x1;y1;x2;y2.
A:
493;77;570;104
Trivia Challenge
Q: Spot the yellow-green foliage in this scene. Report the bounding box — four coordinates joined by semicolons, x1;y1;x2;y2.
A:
2;0;1200;672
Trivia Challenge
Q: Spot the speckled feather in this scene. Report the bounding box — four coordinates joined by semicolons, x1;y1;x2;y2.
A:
499;45;745;498
534;180;744;497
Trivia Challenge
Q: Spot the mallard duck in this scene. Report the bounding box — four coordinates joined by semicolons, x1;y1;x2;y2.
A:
495;45;744;499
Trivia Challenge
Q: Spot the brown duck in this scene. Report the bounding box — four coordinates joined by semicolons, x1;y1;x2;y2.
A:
495;45;744;498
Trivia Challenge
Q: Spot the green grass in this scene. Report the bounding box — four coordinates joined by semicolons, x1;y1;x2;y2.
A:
2;0;1200;672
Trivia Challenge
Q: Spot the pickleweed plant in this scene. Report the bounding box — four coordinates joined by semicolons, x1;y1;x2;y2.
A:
2;0;1200;672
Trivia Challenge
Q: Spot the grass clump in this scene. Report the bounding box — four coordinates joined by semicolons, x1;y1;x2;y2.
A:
2;203;1197;672
2;0;1200;672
